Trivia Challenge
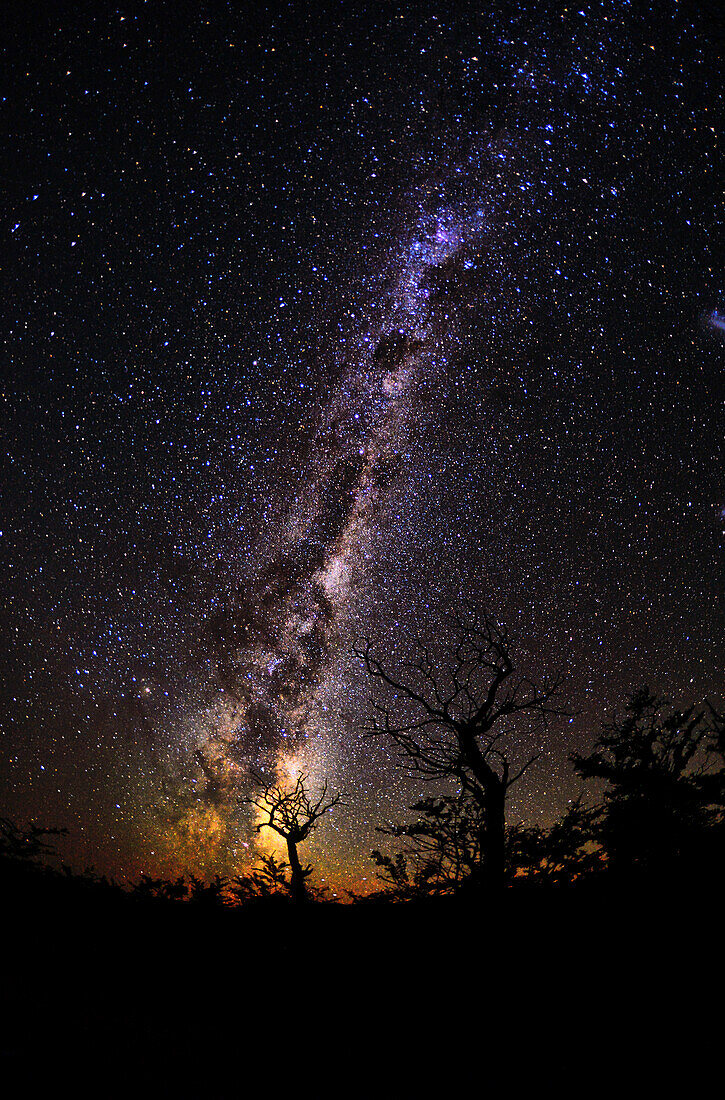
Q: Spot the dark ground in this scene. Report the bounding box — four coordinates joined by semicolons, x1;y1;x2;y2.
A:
2;871;718;1096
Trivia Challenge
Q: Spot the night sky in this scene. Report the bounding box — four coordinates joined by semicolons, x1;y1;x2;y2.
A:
2;1;723;895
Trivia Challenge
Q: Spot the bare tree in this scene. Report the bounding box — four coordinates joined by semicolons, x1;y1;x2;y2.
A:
357;611;570;890
248;773;343;903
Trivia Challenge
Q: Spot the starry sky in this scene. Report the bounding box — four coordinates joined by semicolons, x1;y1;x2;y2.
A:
2;1;723;895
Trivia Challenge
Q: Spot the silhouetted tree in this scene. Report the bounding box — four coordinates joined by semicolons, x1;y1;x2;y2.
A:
371;793;603;895
0;817;68;901
507;799;605;885
0;817;67;867
248;773;343;903
229;853;292;902
132;873;189;902
372;792;485;898
358;611;570;890
571;687;725;881
187;873;229;907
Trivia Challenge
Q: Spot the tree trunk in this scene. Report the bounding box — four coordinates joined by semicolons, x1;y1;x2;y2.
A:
466;783;506;893
286;838;309;904
482;785;507;888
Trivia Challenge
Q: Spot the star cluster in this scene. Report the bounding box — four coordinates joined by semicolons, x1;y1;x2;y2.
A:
1;2;723;892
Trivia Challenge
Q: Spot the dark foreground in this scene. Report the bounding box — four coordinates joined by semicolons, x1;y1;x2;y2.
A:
2;872;718;1096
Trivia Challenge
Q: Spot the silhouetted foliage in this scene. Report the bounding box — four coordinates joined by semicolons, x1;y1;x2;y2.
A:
229;853;292;902
0;817;71;902
187;872;229;907
570;687;725;881
0;815;129;918
358;611;570;890
371;792;485;898
370;792;604;896
132;873;189;902
507;800;605;885
129;872;238;906
248;772;343;903
131;871;231;906
0;816;67;866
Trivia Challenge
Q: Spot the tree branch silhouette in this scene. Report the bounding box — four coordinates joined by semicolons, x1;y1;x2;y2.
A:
248;773;343;903
570;687;725;880
357;610;571;889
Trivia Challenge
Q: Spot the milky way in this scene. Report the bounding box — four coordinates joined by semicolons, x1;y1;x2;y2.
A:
2;3;723;890
196;138;517;811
